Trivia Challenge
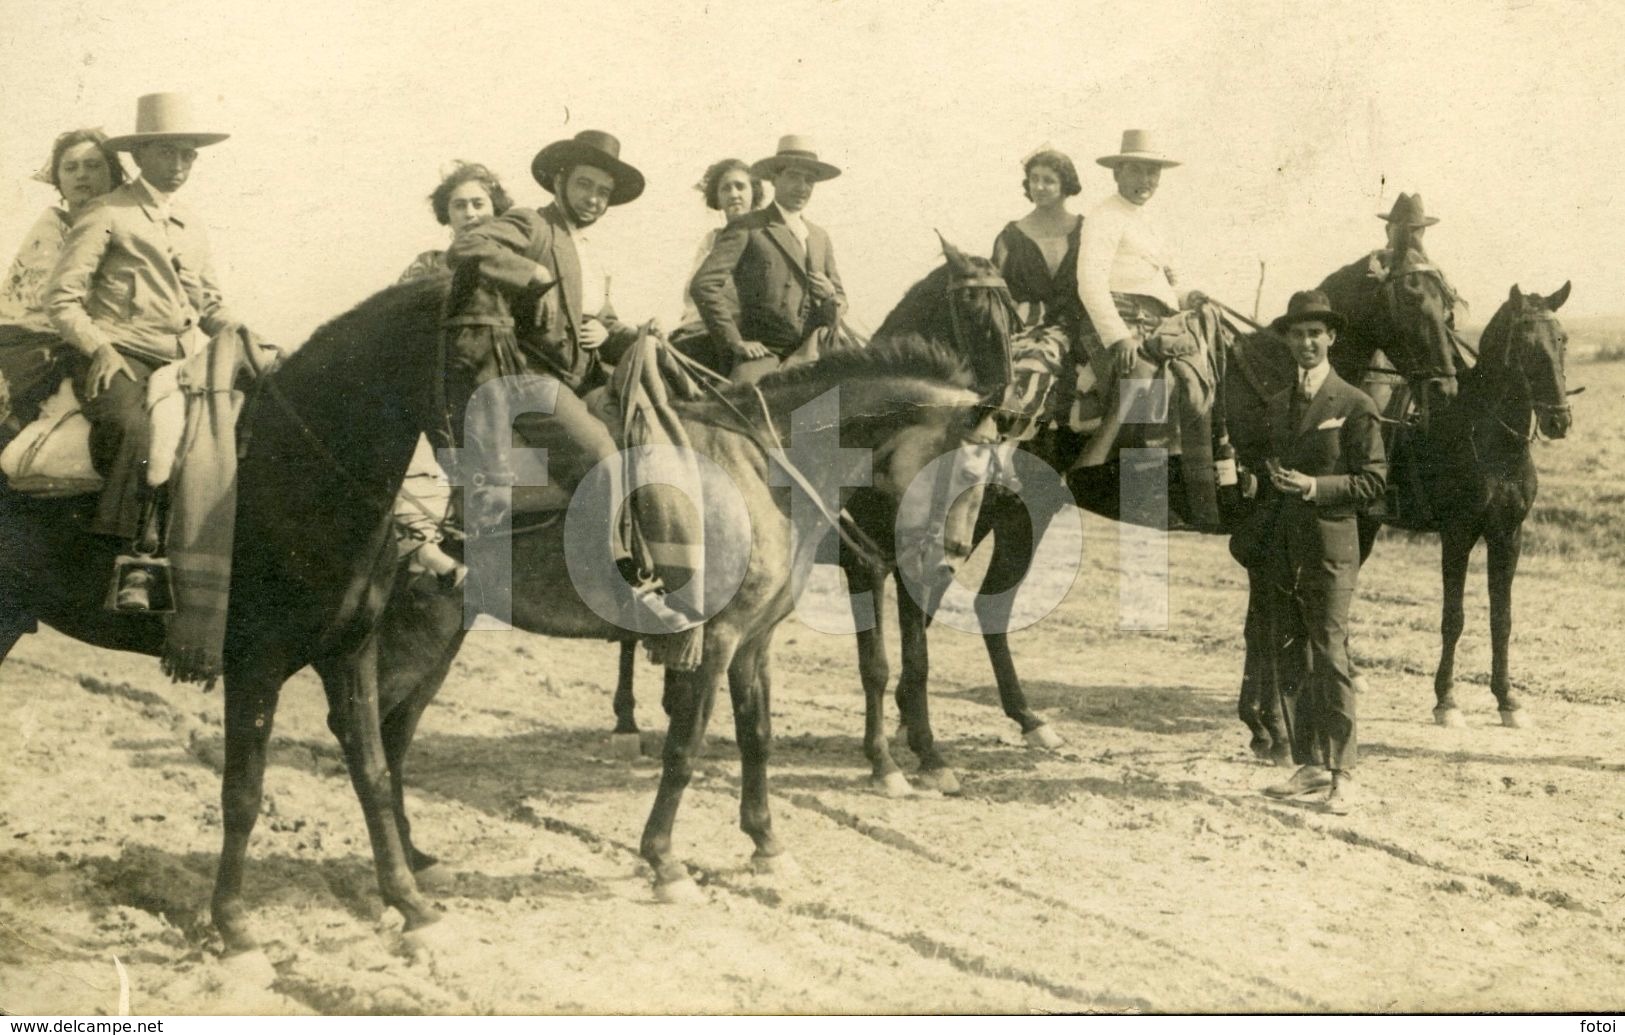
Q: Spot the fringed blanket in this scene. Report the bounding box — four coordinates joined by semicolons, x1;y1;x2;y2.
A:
161;325;279;683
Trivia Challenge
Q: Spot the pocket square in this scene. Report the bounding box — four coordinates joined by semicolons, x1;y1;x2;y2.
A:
1316;417;1347;430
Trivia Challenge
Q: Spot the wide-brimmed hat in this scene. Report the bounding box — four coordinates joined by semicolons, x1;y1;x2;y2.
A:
104;94;229;151
750;135;841;182
1271;289;1347;334
1096;129;1180;169
531;130;645;205
1377;192;1439;228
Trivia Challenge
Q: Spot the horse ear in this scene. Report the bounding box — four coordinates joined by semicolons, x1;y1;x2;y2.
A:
1508;284;1523;308
1547;281;1572;311
935;229;969;272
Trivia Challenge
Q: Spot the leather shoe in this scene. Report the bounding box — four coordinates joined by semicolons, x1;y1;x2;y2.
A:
1322;773;1360;815
1262;764;1331;799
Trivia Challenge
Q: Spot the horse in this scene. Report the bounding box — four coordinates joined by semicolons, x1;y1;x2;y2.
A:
1232;250;1466;763
604;244;1023;796
1421;283;1573;728
0;275;457;968
366;338;1003;899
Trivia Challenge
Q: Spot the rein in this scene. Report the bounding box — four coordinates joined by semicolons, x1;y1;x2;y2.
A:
946;273;1019;388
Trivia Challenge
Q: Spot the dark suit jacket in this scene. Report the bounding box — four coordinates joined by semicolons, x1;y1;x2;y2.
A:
689;205;847;356
445;202;636;391
1267;366;1387;571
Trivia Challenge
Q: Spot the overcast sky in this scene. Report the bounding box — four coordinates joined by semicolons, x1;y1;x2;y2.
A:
2;0;1620;347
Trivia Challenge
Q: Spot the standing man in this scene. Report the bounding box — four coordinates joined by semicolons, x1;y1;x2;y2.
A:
1073;130;1201;467
689;135;847;382
1260;290;1387;815
442;129;654;530
45;93;236;603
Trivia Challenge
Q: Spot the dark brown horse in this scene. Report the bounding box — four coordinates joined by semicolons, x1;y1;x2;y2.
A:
0;276;455;969
1421;283;1572;727
367;339;1001;898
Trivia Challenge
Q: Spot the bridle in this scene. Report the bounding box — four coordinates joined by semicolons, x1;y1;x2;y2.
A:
944;271;1020;390
1485;308;1573;444
1378;260;1460;395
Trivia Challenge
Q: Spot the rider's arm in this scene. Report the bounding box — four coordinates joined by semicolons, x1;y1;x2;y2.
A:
1077;204;1133;347
446;210;557;295
690;217;750;351
822;229;848;317
44;200;116;355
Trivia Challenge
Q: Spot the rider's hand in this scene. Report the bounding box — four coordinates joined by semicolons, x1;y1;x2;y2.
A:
638;317;664;339
86;343;134;399
1112;336;1140;377
530;264;556;290
806;271;837;302
579;318;609;349
733;340;771;360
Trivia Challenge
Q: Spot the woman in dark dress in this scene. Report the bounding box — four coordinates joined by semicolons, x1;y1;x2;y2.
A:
991;148;1084;339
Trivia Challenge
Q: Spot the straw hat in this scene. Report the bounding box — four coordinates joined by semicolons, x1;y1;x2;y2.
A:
750;135;841;182
1095;129;1180;169
104;93;228;151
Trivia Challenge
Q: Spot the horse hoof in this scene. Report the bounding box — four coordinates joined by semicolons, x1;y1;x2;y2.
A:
750;852;802;879
915;768;963;796
1500;709;1534;729
218;948;276;990
413;862;455;894
654;876;703;904
1433;706;1466;728
607;731;643;760
400;918;454;961
872;771;914;798
1024;724;1065;750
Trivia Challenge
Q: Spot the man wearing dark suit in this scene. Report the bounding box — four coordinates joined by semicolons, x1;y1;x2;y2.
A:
689;135;847;381
443;130;653;529
1260;290;1387;814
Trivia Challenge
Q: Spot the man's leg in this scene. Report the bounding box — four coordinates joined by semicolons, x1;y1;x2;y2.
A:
74;353;159;540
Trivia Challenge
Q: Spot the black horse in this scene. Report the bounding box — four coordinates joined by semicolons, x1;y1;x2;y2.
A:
1422;283;1573;728
0;277;454;969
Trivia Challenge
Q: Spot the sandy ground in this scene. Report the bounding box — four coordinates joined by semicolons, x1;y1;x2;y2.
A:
3;373;1624;1016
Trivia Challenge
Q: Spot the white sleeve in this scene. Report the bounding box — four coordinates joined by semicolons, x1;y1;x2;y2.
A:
1078;206;1132;345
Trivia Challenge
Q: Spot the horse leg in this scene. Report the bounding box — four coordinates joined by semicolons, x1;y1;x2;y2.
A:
1486;521;1528;726
729;633;794;874
0;607;36;663
211;667;285;960
640;629;732;902
381;628;465;877
322;635;439;937
847;562;908;796
612;639;639;734
894;587;960;794
980;498;1061;746
1433;523;1477;727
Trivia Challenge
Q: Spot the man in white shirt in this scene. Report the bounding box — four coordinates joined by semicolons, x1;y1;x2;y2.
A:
1072;130;1207;468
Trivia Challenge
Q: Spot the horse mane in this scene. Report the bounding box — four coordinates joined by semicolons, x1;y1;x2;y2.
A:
1472;293;1517;370
750;335;973;393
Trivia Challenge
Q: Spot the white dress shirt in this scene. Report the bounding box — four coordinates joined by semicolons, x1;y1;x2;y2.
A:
1077;192;1180;346
774;202;809;250
569;221;606;318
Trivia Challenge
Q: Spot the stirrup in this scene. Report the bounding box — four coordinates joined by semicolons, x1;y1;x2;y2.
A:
106;553;175;614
